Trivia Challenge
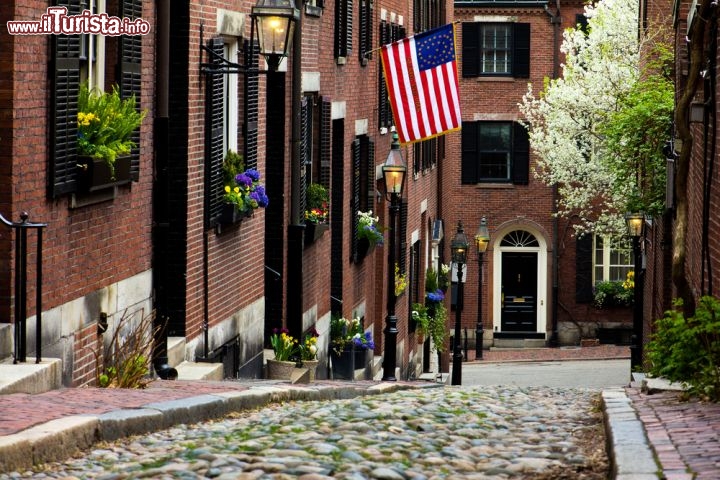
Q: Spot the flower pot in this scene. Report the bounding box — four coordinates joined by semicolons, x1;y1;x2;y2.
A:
301;359;319;381
77;155;132;192
266;359;297;380
330;348;366;380
304;222;329;245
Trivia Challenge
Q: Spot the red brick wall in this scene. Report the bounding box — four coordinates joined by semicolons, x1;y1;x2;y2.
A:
73;323;102;387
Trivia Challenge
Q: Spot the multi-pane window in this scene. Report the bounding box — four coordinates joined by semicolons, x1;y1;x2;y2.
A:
378;19;405;129
481;24;512;74
413;136;442;175
593;236;634;283
461;22;530;78
461;121;529;184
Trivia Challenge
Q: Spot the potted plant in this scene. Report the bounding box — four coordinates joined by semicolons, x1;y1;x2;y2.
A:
395;263;407;297
411;281;448;352
304;183;330;244
76;83;146;190
267;328;299;380
298;327;320;381
329;316;374;379
220;150;269;224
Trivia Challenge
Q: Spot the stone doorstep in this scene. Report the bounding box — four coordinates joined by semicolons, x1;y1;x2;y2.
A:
0;358;62;395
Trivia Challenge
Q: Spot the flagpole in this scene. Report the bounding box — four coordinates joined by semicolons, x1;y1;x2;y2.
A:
363;20;461;59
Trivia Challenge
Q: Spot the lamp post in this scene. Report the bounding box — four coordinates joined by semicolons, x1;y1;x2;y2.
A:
625;212;644;373
381;132;407;381
474;217;489;360
450;221;469;385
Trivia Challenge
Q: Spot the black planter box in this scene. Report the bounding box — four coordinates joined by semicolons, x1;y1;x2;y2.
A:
77;155;131;192
218;203;251;225
304;222;329;245
330;348;367;380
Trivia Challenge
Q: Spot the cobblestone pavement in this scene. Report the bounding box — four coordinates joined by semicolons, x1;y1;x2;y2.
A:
2;345;719;479
7;386;608;480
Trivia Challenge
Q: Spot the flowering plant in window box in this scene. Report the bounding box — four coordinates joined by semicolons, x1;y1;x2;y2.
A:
221;150;268;219
77;83;146;181
305;183;329;223
357;210;384;247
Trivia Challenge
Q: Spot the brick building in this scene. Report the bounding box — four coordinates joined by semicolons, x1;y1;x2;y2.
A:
447;0;633;352
0;0;456;385
641;0;720;347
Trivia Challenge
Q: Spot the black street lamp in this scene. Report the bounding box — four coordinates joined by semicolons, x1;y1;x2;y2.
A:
625;212;644;373
251;0;300;71
381;132;406;381
450;221;469;385
474;217;489;360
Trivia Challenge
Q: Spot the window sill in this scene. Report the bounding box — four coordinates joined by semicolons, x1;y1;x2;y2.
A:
472;76;517;82
473;182;515;189
304;4;322;16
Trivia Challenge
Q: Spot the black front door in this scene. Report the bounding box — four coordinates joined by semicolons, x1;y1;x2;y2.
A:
501;252;538;332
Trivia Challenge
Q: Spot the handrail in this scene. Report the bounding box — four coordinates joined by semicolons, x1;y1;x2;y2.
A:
0;211;47;364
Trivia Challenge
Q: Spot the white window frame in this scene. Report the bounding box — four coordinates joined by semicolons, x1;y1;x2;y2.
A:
81;0;106;91
593;235;634;283
223;38;239;155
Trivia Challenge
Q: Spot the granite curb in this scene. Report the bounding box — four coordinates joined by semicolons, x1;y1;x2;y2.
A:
0;382;435;472
602;388;661;480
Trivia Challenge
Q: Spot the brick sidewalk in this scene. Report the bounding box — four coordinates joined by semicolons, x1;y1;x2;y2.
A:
627;388;720;480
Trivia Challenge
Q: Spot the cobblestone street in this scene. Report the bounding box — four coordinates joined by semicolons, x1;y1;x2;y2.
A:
13;385;607;480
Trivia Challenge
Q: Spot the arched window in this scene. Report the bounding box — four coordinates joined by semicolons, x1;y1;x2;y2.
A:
500;230;539;248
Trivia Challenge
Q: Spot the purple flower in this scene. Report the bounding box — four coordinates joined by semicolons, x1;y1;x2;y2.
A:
255;185;269;207
244;169;260;182
235;173;252;187
426;289;445;303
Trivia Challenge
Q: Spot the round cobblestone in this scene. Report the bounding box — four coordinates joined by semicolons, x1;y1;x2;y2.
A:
8;386;607;479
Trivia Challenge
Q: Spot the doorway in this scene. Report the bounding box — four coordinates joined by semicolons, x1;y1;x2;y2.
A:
492;228;547;338
501;252;538;331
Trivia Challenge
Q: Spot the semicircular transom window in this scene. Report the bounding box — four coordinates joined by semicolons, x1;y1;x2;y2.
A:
500;230;539;248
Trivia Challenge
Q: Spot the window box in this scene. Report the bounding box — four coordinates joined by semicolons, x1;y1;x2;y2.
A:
218;203;252;225
305;222;329;245
76;155;132;192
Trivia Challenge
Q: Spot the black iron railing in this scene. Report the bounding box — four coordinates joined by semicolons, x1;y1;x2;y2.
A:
0;211;47;363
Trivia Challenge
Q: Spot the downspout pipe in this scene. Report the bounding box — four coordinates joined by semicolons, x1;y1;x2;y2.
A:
153;0;177;379
544;0;561;347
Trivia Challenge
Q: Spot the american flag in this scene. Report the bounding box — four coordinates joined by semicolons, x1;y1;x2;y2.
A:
380;23;462;145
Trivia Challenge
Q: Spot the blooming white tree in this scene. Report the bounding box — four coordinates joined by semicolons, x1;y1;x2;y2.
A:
519;0;640;236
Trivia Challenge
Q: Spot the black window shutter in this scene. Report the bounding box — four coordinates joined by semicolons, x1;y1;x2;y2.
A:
205;37;225;227
576;234;594;303
461;22;479;78
244;39;259;170
399;200;408;273
120;0;143;181
361;136;375;213
461;122;478;184
50;0;82;197
335;0;353;59
378;21;390;128
319;97;332;188
300;96;311;217
345;0;354;56
512;23;530;78
512;122;529;185
351;139;361;262
359;0;370;65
